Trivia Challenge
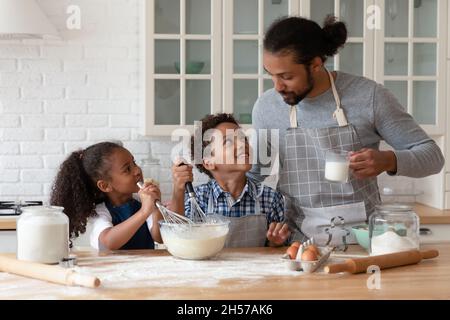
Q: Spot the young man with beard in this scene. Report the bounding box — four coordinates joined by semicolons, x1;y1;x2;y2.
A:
248;16;444;246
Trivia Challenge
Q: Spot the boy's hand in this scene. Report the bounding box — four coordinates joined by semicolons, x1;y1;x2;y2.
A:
267;222;291;246
139;183;161;216
172;160;193;193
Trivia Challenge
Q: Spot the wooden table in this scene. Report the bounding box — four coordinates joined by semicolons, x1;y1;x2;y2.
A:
0;244;449;300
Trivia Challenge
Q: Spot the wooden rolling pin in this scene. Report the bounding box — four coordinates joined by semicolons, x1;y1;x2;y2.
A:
324;249;439;274
0;254;100;288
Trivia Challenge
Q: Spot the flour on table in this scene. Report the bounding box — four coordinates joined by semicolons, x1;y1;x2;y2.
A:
0;251;337;299
73;252;305;289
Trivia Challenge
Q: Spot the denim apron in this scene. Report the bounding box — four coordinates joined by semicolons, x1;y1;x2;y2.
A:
106;198;155;250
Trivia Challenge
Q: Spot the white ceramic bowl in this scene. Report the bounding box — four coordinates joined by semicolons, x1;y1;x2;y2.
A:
159;220;229;260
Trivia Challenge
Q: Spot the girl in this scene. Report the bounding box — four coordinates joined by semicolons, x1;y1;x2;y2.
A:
50;141;163;251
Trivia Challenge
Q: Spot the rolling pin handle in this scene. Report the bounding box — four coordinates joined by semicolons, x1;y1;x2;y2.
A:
421;250;439;260
67;271;101;288
324;262;351;274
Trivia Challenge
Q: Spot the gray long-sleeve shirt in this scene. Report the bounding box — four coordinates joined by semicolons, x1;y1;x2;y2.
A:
248;71;444;183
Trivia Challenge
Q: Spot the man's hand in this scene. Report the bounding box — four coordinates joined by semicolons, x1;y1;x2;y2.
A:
349;148;397;179
267;222;291;247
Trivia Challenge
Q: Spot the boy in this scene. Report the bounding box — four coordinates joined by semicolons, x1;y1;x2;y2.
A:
171;113;290;247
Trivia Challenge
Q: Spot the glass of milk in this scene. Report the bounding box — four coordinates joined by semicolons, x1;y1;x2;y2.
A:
324;150;350;183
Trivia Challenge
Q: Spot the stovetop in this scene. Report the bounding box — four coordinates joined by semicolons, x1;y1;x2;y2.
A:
0;201;43;216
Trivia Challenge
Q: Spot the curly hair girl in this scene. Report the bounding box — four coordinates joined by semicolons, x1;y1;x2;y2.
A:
50;142;162;250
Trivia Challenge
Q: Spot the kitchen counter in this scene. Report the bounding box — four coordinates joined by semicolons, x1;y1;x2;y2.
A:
0;244;449;299
0;216;17;230
414;203;450;224
1;202;449;230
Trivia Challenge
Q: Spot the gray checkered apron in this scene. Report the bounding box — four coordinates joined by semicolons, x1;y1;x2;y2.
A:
207;186;267;248
279;70;381;246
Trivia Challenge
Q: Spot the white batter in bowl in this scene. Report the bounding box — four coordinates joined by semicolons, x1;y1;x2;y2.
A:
159;220;230;260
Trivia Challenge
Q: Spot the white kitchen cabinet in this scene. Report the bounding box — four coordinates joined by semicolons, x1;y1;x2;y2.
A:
303;0;447;135
0;231;17;253
447;62;450;173
143;0;448;135
143;0;223;135
420;224;450;243
143;0;300;134
448;0;450;58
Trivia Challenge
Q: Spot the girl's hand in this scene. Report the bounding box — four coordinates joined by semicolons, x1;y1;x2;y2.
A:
139;183;161;216
267;222;291;246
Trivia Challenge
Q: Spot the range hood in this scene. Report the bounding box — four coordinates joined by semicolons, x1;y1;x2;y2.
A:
0;0;59;39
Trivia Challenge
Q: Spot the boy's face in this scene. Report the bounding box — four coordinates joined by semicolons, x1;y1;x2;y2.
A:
97;148;143;195
204;122;252;176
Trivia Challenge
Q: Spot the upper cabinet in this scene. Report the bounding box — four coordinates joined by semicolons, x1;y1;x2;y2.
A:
374;0;447;135
144;0;296;135
144;0;448;135
223;0;293;124
144;0;222;135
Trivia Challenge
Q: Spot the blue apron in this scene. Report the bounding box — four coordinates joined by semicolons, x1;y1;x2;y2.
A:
106;198;154;250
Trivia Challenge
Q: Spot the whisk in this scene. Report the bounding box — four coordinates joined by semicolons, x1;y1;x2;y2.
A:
178;162;209;223
137;181;192;224
185;182;209;223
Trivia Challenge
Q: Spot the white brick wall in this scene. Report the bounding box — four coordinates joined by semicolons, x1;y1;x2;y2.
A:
0;0;184;202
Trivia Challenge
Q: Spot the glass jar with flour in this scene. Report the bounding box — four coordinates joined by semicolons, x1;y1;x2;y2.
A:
369;204;420;256
17;206;69;264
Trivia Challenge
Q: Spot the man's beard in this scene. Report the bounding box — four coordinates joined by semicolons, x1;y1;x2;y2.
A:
280;68;314;106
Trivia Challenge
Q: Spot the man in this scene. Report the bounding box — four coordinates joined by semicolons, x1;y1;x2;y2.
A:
248;16;444;246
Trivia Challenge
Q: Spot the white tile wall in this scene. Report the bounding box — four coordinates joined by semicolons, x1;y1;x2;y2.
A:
0;0;195;202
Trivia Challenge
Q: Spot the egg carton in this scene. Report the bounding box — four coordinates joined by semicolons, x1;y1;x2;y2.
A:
282;246;333;273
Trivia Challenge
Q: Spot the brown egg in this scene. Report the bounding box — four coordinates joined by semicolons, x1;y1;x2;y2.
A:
301;249;318;261
307;244;320;257
291;241;301;248
286;245;299;260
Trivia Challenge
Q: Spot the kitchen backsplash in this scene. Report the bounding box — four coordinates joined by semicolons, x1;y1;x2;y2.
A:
0;0;186;202
0;0;422;204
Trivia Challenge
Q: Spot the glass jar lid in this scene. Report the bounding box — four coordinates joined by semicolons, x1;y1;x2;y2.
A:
21;205;64;216
375;204;413;213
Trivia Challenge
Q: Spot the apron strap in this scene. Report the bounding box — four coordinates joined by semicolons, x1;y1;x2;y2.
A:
207;188;214;214
288;69;348;128
289;105;298;128
327;69;349;127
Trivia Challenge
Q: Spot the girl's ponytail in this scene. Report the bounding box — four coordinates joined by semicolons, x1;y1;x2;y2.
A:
50;150;98;239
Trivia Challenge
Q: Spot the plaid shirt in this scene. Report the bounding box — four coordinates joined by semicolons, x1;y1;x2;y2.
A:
184;178;285;225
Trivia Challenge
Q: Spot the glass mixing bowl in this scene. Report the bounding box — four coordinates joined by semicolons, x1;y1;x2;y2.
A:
159;219;230;260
